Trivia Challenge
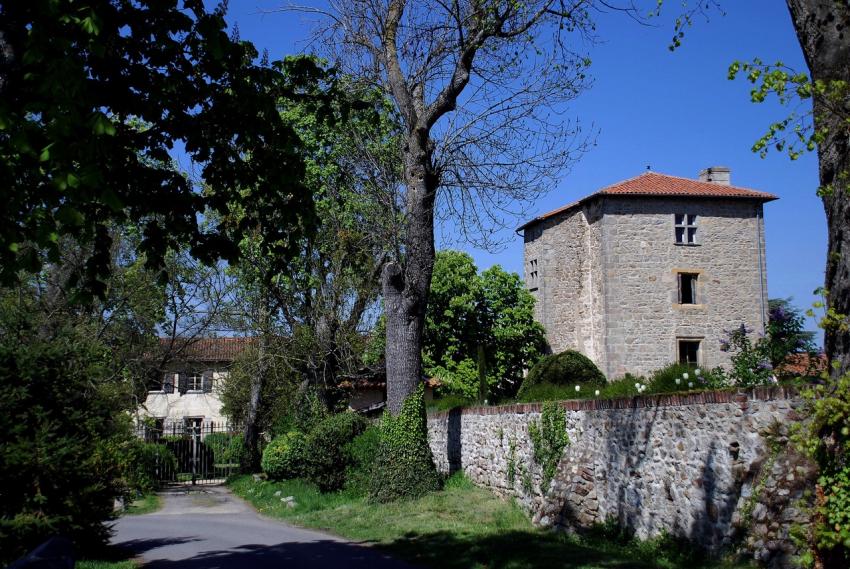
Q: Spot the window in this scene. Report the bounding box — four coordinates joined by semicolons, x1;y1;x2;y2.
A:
674;214;697;244
528;259;539;290
678;339;701;365
150;372;175;393
677;273;698;304
187;371;203;391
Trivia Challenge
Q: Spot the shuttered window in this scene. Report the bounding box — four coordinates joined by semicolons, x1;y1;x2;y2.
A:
677;273;698;304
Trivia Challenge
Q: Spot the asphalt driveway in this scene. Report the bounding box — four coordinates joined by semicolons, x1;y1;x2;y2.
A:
111;485;414;568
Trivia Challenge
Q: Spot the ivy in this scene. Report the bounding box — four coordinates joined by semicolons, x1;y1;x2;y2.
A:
507;436;517;486
793;374;850;565
369;384;441;502
528;401;570;492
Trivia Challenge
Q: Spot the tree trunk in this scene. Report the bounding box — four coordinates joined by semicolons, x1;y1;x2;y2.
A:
383;135;437;414
786;0;850;377
241;301;270;472
786;4;850;569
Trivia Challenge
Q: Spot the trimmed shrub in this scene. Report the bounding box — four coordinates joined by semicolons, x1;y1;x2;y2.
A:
369;384;441;502
205;433;246;465
261;431;308;481
517;350;605;398
118;439;177;492
302;412;367;491
515;383;578;403
646;363;728;393
345;425;382;495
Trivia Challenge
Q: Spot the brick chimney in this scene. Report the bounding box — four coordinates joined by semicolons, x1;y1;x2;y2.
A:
698;166;731;185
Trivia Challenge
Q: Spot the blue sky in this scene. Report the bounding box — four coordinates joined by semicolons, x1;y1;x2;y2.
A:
223;0;826;342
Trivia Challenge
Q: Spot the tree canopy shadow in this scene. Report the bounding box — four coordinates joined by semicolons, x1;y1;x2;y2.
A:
379;529;657;569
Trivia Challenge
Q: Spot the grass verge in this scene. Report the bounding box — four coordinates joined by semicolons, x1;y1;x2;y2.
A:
229;473;753;569
123;493;162;516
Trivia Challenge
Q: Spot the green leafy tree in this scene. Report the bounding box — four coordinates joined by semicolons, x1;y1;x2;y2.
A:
0;276;144;562
219;71;401;468
0;0;325;296
424;250;547;401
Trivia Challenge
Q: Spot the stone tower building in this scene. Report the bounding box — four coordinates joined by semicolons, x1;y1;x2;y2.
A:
520;168;777;379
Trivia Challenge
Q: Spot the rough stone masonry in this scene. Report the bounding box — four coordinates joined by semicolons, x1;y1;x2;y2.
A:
427;387;814;568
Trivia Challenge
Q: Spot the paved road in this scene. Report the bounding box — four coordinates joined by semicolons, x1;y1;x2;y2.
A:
111;486;414;568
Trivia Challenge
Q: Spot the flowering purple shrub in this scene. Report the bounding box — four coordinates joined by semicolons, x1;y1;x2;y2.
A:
721;299;818;386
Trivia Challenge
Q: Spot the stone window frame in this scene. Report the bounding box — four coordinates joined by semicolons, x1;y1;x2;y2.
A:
528;258;539;291
672;268;705;308
676;337;703;366
674;213;698;245
677;272;699;304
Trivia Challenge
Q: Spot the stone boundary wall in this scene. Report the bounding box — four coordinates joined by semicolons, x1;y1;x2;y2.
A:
427;387;814;567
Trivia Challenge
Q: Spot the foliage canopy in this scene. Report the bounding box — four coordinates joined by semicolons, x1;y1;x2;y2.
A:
425;250;547;401
1;0;329;296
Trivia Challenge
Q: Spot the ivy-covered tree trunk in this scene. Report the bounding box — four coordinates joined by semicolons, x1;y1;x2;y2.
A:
786;0;850;377
383;133;437;414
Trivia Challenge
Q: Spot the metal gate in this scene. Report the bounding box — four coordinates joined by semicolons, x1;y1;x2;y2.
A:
137;419;243;485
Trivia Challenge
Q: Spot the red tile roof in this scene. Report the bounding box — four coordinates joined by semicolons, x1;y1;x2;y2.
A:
519;172;778;230
776;352;827;378
157;337;255;363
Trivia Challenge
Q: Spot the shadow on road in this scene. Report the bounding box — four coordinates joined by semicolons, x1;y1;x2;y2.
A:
136;540;411;569
113;536;203;556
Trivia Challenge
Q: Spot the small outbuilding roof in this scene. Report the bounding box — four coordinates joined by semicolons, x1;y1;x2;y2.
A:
518;171;778;231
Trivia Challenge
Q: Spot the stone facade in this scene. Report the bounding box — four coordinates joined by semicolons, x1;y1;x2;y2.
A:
522;171;773;378
427;387;814;567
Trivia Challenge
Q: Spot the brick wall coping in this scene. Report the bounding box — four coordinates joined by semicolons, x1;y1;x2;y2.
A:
426;385;803;419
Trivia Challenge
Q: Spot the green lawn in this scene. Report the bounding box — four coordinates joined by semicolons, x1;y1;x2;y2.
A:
229;473;754;569
123;493;162;516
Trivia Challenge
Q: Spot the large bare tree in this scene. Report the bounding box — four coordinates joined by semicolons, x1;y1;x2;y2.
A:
287;0;595;412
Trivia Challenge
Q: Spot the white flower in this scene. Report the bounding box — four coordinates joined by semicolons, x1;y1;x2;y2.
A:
594;389;600;397
694;368;701;376
682;373;689;380
575;385;581;392
675;377;681;385
688;381;693;388
634;383;640;389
